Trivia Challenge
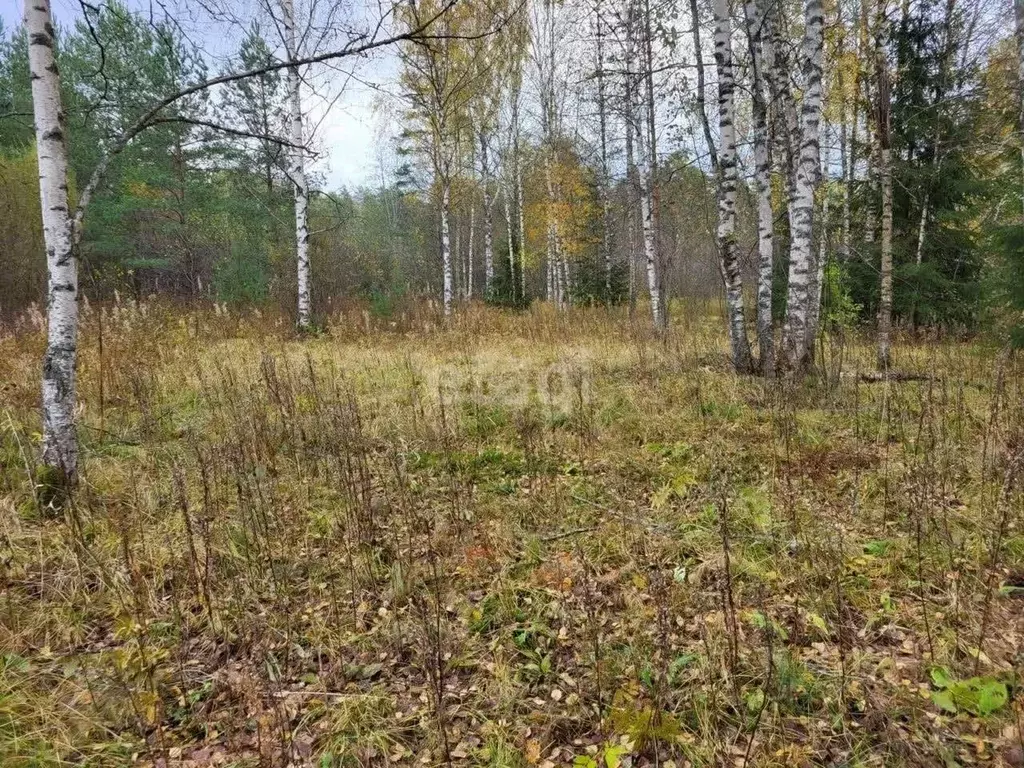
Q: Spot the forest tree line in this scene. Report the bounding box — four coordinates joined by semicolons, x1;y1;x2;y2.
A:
5;0;1024;478
2;0;1018;337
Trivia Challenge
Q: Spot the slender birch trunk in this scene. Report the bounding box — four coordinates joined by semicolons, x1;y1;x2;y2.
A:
638;139;661;329
596;0;613;302
625;93;639;318
282;0;311;330
876;14;893;369
629;0;663;330
839;2;856;264
861;0;878;244
641;0;666;327
811;131;830;344
544;152;560;306
745;0;776;376
766;1;800;247
807;120;829;347
504;183;516;300
714;0;753;371
468;204;475;299
516;148;526;301
441;182;453;315
781;0;825;370
452;211;460;299
27;0;78;484
481;133;494;294
513;95;527;301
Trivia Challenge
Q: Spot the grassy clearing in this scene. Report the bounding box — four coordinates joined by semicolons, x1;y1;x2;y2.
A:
2;301;1024;767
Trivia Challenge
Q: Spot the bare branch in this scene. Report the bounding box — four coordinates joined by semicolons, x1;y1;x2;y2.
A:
145;116;304;149
71;0;470;245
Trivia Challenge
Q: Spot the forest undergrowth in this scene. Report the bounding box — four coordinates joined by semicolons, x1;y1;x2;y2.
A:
3;300;1024;767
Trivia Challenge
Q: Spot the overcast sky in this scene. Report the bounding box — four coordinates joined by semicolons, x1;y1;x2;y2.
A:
3;0;396;192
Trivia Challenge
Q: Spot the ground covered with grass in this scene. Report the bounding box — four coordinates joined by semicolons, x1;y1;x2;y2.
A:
3;302;1024;767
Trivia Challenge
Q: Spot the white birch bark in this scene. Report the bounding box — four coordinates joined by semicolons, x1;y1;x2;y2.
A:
628;0;663;330
625;103;639;317
27;0;78;483
745;0;776;376
781;0;824;370
596;0;613;301
441;182;453;315
840;4;856;265
641;0;666;327
808;122;829;347
503;182;516;298
714;0;753;371
544;152;559;305
282;0;311;330
637;130;661;329
512;88;527;301
480;133;494;294
468;203;475;299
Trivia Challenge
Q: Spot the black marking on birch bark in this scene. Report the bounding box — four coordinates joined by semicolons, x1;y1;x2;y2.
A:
43;128;63;142
45;62;60;75
52;282;75;292
30;33;53;48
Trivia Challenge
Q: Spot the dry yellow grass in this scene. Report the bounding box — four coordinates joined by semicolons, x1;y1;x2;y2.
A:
1;299;1023;767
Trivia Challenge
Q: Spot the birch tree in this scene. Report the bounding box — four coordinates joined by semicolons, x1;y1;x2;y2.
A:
713;0;753;371
626;0;664;329
532;0;569;308
781;0;825;370
21;0;471;483
594;0;614;302
280;0;311;329
26;0;78;486
875;0;893;368
744;0;776;375
400;0;487;315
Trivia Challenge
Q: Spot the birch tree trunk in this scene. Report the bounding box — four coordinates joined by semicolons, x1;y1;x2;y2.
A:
596;0;613;302
629;0;663;330
481;133;494;294
441;182;454;315
625;85;639;318
714;0;753;371
513;96;527;301
861;0;878;244
27;0;79;485
455;212;462;299
642;0;667;327
808;120;829;347
745;0;776;376
781;0;824;370
810;131;830;347
839;2;857;264
545;153;560;305
468;204;475;299
876;20;893;369
282;0;311;330
639;142;662;330
504;183;516;300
